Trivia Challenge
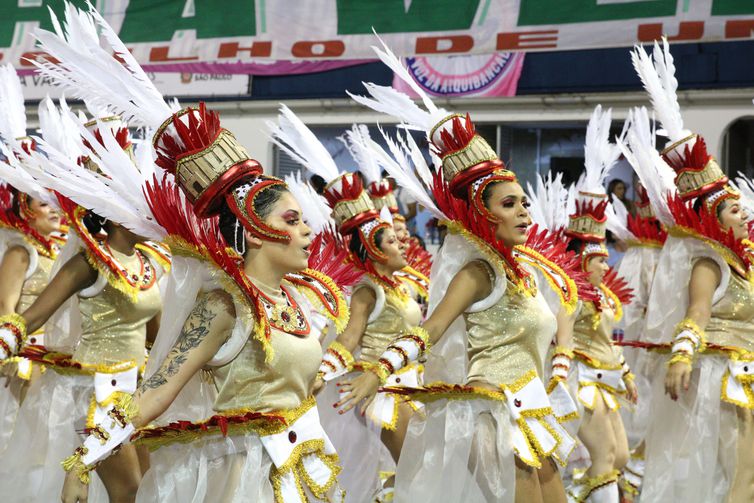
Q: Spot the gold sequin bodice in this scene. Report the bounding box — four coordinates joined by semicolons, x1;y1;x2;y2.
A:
212;281;323;413
706;271;754;352
573;296;621;368
464;279;556;387
357;277;423;363
73;250;161;368
17;253;54;315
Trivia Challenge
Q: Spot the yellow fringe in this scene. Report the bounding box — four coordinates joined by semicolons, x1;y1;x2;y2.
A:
515;245;579;314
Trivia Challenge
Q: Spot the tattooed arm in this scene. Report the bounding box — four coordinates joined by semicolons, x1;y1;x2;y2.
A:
131;289;235;428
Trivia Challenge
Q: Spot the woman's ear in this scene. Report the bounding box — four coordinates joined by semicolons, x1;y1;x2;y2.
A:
244;229;263;250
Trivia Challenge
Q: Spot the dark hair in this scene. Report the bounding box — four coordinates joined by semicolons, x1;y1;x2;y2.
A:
348;227;386;264
566;237;584;255
83;211;108;235
480;180;503;209
9;186;23;219
309;174;326;195
692;196;727;218
218;182;289;256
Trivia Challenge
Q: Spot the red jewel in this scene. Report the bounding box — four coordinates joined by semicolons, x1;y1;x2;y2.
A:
29;337;36;344
111;379;117;386
288;430;297;443
395;377;401;384
281;312;291;322
597;373;603;379
514;399;522;408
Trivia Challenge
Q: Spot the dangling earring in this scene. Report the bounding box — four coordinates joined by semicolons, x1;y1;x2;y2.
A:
234;219;246;256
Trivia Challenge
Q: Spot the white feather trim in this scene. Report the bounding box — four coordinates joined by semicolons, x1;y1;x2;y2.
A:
0;64;28;141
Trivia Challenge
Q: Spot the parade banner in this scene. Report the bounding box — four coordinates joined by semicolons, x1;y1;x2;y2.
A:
1;0;753;72
393;53;525;98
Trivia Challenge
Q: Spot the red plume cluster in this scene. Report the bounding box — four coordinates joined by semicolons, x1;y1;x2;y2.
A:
602;268;634;306
155;102;222;174
626;214;667;245
404;238;432;278
433;113;476;158
661;136;711;173
525;224;600;304
307;228;364;290
323;173;363;208
81;127;131;152
572;198;608;223
367;179;393;198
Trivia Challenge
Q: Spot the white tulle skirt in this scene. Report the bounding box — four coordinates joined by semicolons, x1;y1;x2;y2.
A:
394;398;517;503
641;355;742;503
0;371;109;501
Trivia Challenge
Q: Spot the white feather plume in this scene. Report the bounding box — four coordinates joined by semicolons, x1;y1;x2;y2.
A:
0;142;58;207
37;95;84;160
31;1;177;129
379;204;393;225
733;175;754;217
616;107;676;227
375;126;445;220
284;171;333;235
605;197;635;242
348;34;448;132
631;37;689;142
267;104;340;183
577;105;621;195
525;171;571;231
21;114;166;240
339;124;383;186
0;64;28;142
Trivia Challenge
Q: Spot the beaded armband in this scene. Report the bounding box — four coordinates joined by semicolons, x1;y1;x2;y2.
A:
551;346;573;381
668;318;706;367
317;341;354;382
0;313;27;360
373;327;431;385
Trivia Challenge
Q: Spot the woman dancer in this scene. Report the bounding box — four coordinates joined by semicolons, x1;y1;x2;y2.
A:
623;38;754;503
340;39;594;503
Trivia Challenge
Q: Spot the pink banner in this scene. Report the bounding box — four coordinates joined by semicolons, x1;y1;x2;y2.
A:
393;53;525;98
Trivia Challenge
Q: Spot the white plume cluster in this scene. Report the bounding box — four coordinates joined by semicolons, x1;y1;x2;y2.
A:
577;105;621;195
0;64;28;143
526;171;571;232
284;171;333;235
339;124;382;185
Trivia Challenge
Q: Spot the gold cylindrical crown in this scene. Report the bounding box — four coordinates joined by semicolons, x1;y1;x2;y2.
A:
371;192;399;212
674;158;728;201
441;134;499;185
331;190;374;227
174;129;250;203
568;215;607;241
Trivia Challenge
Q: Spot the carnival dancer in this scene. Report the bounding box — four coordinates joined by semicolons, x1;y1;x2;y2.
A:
618;38;754;503
268;109;423;502
340;38;592;503
0;67;66;454
558;106;637;503
17;4;355;502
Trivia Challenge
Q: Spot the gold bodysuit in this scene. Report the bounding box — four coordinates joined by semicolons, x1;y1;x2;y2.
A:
212;280;323;414
73;250;161;368
573;296;622;368
705;270;754;352
355;276;422;364
16;253;55;316
464;264;557;386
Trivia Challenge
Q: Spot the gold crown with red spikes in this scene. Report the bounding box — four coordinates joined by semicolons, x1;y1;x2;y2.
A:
151;103;291;243
367;179;403;221
566;192;609;266
324;173;390;263
428;113;516;221
661;134;739;215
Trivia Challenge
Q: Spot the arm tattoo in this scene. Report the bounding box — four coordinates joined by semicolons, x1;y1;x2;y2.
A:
139;294;219;391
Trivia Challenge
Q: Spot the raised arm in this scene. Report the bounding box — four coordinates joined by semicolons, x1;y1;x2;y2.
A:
665;257;720;400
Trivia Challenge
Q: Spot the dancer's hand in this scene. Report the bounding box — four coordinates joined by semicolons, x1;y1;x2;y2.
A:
625;378;639;404
665;361;692;401
61;471;89;503
334;372;380;415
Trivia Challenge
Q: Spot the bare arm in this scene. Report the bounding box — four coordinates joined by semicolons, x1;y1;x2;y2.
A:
146;311;161;347
333;286;376;353
131;289;234;428
22;253;97;334
0;246;30;315
554;305;576;349
422;260;492;345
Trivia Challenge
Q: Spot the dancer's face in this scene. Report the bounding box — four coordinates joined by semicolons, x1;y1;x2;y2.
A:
585;255;609;287
484;182;531;247
27;198;61;236
393;218;410;246
377;227;407;273
253;191;312;273
718;200;749;241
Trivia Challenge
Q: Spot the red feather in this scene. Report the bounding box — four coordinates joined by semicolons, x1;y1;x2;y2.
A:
603;268;633;306
155;102;223;174
307;228;364;289
435;113;476;157
404;238;432;278
626;214;667;245
524;225;600;304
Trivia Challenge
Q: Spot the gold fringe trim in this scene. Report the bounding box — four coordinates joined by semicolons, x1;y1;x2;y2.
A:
295;268;350;335
576;469;620;502
599;284;623;323
515;245;579;314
